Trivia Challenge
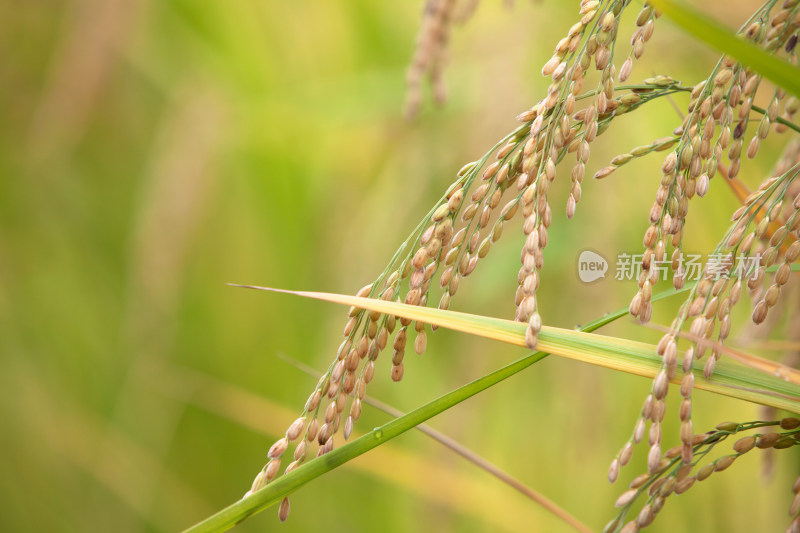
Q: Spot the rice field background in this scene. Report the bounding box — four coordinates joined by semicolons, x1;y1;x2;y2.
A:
1;1;796;531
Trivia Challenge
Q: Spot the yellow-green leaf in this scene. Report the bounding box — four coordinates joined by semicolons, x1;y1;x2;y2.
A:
230;284;800;413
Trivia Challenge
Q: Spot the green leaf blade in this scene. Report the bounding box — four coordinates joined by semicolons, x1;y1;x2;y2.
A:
648;0;800;98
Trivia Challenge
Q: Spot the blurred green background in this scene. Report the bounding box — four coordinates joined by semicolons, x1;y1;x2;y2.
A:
1;1;796;531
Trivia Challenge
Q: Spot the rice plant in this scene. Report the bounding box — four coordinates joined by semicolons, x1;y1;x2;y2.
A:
180;1;800;531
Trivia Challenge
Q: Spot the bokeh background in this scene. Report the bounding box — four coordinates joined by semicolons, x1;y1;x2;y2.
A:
2;1;797;531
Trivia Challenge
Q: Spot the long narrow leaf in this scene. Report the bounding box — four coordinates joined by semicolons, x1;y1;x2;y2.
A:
230;285;800;413
648;0;800;98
